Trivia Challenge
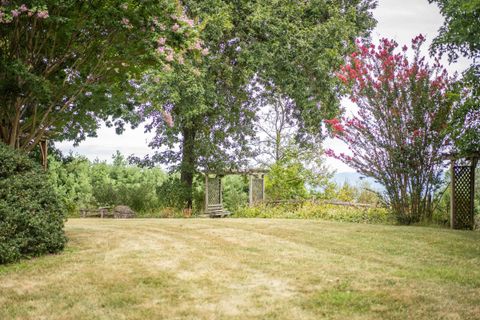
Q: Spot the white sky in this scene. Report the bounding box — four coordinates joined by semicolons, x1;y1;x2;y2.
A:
57;0;471;171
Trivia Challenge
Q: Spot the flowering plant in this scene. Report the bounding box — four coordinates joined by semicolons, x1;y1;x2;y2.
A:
325;36;461;224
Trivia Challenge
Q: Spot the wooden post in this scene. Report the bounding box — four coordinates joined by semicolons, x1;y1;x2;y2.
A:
205;173;209;214
469;158;478;228
219;175;223;205
248;175;253;206
450;159;456;229
262;174;266;201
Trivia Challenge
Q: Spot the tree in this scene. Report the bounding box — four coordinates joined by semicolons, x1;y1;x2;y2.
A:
139;0;377;207
265;155;309;201
326;36;462;224
253;90;334;195
428;0;480;155
0;0;198;151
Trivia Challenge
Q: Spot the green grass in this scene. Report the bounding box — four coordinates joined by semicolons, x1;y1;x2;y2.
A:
1;219;479;319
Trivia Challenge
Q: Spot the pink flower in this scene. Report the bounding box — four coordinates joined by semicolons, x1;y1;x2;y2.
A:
172;23;180;32
412;129;422;138
332;123;344;133
193;40;203;50
166;53;174;62
201;48;209;56
324;118;340;125
11;9;19;17
184;18;194;27
19;4;28;12
325;149;336;158
157;37;166;45
162;110;174;127
157;46;165;54
121;17;132;28
177;56;184;65
37;10;49;19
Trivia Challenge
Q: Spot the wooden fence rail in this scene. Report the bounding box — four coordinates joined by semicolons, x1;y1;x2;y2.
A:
265;199;378;208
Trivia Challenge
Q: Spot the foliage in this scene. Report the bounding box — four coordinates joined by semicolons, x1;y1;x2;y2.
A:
428;0;480;155
265;147;334;201
48;152;166;215
326;36;462;224
0;0;198;151
138;0;377;207
156;176;190;210
234;202;392;224
222;175;249;212
0;143;66;264
335;183;358;202
428;0;480;64
266;159;309;201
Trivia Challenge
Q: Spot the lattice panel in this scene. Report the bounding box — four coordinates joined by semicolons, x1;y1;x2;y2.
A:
452;165;474;229
207;176;221;205
251;177;264;204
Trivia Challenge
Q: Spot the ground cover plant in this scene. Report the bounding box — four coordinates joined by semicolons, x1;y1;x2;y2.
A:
0;143;66;264
0;219;479;319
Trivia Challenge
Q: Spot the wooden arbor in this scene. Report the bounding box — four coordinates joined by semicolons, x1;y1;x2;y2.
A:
450;153;479;230
204;169;267;217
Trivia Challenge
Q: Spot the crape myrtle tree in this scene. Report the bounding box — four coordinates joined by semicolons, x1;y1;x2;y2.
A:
325;36;462;224
428;0;480;155
0;0;200;150
138;0;377;207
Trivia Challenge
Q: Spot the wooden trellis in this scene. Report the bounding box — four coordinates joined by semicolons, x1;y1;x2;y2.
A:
249;174;266;205
450;155;478;230
204;169;267;217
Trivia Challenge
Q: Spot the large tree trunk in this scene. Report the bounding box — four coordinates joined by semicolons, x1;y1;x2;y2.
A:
180;126;196;208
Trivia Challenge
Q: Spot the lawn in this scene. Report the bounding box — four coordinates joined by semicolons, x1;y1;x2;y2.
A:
1;219;479;320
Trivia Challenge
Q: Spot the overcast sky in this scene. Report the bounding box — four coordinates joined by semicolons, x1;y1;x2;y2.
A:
57;0;471;172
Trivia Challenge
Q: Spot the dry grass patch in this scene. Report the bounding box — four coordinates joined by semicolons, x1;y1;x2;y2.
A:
1;219;479;319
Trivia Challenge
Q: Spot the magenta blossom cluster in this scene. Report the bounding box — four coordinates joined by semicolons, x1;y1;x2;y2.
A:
0;4;49;23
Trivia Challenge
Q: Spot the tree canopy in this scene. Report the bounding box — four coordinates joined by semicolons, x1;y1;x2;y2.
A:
0;0;199;150
429;0;480;155
138;0;377;207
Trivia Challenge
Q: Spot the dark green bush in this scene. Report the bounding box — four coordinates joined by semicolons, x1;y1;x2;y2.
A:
156;176;190;210
0;144;66;264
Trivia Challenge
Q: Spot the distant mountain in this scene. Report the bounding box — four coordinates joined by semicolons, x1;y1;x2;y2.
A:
333;172;384;191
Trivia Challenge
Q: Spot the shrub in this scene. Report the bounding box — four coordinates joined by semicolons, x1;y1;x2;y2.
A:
0;144;66;264
223;176;249;212
156;176;191;210
233;201;393;224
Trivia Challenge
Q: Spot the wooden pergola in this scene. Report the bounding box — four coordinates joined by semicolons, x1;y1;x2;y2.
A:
449;152;479;230
204;168;268;217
